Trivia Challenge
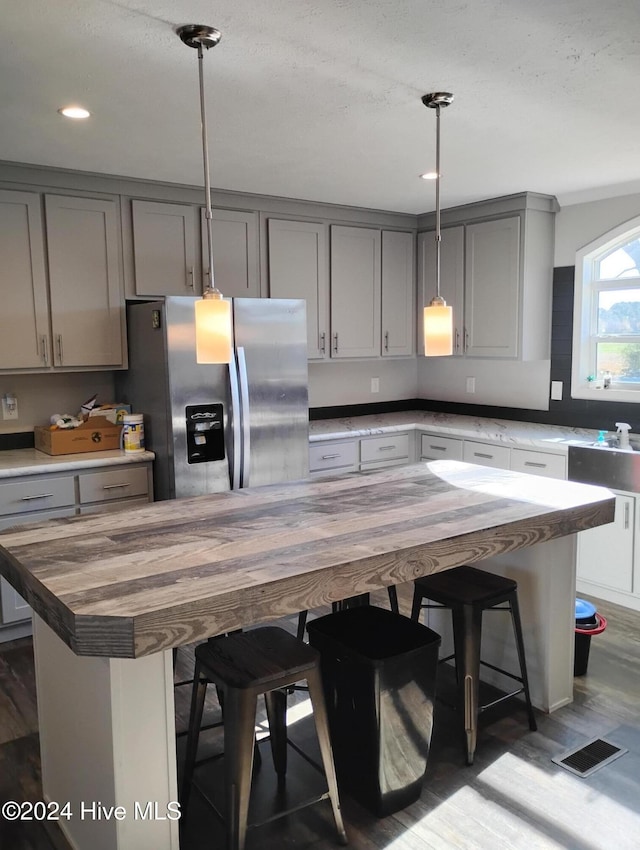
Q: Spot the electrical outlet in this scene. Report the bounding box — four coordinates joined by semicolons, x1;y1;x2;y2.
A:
551;381;563;401
370;377;380;394
2;394;18;420
466;377;475;394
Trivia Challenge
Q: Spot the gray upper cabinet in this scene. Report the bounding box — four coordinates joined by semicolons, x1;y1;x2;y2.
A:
200;208;260;298
381;230;415;357
45;195;125;368
0;189;125;373
0;190;49;370
267;218;329;359
132;200;198;296
330;225;381;358
418;192;556;360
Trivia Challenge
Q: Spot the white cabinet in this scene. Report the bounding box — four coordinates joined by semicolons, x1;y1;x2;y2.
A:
330;225;381;358
45;194;125;368
0;190;126;372
418;193;556;360
0;461;153;632
381;230;415;357
267;218;329;360
0;190;49;370
309;440;358;475
463;440;511;469
131;200;259;298
132;200;198;296
201;208;259;298
360;434;410;468
420;433;463;461
577;492;635;594
510;448;566;479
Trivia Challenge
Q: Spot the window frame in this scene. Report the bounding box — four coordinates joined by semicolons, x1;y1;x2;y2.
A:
572;215;640;402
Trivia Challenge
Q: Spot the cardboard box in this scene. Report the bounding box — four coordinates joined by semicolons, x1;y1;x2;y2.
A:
34;417;123;456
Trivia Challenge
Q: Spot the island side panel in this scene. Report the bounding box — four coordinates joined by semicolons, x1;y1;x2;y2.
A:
421;533;577;712
33;617;179;850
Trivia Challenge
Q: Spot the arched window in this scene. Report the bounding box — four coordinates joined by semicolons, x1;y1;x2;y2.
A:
572;215;640;401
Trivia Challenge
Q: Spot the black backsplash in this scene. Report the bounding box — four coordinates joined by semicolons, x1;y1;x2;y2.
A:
312;266;640;432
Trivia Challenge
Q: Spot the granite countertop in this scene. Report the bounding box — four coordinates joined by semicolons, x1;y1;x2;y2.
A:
309;411;600;453
0;449;155;479
0;462;614;658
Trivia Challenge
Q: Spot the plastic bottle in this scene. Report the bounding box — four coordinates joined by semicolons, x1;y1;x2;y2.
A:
615;422;632;451
122;414;145;454
596;430;608;447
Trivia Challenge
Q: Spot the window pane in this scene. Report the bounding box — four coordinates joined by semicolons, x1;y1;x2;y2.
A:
597;290;640;334
596;239;640;279
596;342;640;383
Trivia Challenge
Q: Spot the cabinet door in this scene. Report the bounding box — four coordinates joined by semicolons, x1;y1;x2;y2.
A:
202;208;259;298
510;448;566;480
418;226;464;356
577;493;634;593
463;440;511;469
45;195;124;367
330;225;381;358
0;507;76;624
465;216;520;358
420;433;463;461
268;219;328;359
381;230;414;357
132;200;198;296
0;190;50;370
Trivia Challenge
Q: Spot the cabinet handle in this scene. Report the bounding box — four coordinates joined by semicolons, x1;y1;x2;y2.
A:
384;331;389;352
321;453;341;460
464;327;469;352
624;502;630;530
187;267;195;290
21;493;54;501
333;333;338;353
473;452;493;459
320;332;326;353
56;334;63;364
102;483;131;490
524;461;546;468
378;445;396;452
428;444;446;452
454;328;460;354
40;335;48;366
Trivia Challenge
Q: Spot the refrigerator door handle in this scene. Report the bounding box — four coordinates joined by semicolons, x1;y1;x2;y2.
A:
237;346;251;487
229;349;243;490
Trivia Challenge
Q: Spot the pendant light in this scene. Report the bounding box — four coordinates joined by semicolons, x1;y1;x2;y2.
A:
422;92;454;357
178;24;232;364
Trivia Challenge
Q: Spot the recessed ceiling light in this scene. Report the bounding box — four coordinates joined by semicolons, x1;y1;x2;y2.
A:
58;106;91;119
420;171;438;180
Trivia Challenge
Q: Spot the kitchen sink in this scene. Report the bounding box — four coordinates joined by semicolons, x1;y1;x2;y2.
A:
568;443;640;492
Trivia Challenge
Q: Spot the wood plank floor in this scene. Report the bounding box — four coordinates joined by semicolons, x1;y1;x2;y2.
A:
1;587;639;850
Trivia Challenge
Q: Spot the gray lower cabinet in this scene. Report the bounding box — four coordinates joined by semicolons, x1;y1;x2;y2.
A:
0;462;153;634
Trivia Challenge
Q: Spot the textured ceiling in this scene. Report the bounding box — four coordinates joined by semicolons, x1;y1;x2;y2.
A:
2;0;640;214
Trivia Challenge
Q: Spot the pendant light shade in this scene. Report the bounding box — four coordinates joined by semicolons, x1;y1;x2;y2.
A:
422;92;454;357
178;24;232;364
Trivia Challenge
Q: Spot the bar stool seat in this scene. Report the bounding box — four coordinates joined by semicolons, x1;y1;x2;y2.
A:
181;626;348;850
411;565;537;765
297;586;399;640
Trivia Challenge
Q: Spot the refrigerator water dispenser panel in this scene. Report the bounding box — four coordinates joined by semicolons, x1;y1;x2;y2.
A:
186;404;225;464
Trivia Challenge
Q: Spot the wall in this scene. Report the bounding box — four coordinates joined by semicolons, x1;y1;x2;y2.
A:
308;359;417;408
555;191;640;265
0;373;116;435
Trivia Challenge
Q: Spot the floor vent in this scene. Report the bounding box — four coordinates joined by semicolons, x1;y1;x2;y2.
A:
552;738;628;777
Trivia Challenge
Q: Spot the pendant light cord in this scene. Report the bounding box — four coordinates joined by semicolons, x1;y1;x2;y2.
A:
197;42;216;293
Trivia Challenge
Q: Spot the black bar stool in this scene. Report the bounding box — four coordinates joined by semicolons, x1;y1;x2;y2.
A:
297;586;399;640
181;626;348;850
411;565;537;765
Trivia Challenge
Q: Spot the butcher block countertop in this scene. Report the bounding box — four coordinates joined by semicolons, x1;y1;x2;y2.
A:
0;461;614;659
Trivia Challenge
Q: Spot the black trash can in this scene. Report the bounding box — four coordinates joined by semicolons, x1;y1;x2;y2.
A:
306;605;440;817
574;598;607;676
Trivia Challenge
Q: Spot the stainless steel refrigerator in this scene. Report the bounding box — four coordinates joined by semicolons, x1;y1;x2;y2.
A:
117;296;309;501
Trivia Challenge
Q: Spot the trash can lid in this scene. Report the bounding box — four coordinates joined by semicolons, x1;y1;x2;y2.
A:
575;598;597;619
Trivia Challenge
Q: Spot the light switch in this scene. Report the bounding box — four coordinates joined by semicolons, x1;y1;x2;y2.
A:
551;381;563;401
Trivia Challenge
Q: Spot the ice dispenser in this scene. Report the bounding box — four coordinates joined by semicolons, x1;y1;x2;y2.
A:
186;404;225;464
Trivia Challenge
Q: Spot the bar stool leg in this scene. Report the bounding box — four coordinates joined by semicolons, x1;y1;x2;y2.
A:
306;666;348;845
296;610;308;641
410;584;423;622
181;659;208;816
508;591;537;731
452;602;482;766
264;688;288;778
387;585;399;614
224;687;259;850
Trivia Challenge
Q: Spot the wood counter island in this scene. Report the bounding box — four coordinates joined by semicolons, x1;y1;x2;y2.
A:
0;461;614;850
